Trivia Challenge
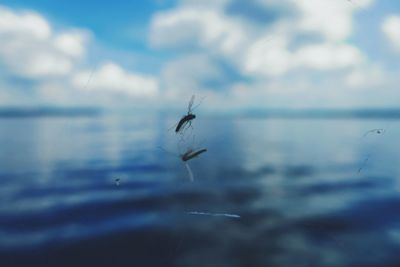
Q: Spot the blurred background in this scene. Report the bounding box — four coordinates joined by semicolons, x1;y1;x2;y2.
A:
1;0;400;266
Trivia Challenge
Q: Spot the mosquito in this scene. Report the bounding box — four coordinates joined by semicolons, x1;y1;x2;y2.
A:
181;148;207;181
181;148;207;162
175;95;204;134
157;145;207;181
159;146;207;164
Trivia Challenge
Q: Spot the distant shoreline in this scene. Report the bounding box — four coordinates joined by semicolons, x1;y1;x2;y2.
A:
1;107;400;120
234;109;400;120
0;107;101;118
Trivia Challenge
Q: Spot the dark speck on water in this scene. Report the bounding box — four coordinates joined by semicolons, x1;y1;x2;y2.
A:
1;112;400;267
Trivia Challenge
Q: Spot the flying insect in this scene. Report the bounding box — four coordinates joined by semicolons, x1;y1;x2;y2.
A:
175;95;204;134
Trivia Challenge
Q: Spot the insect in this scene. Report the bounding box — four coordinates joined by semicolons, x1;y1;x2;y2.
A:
158;144;207;162
181;148;207;162
181;147;207;181
157;145;207;181
363;128;385;137
175;95;204;134
158;134;207;161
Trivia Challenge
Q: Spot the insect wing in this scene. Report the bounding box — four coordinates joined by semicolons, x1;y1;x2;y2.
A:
190;96;206;112
188;95;195;113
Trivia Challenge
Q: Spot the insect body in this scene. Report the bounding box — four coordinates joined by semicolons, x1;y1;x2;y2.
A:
363;128;385;137
180;148;207;181
157;146;207;162
175;114;196;133
158;146;207;181
175;95;204;134
181;148;207;162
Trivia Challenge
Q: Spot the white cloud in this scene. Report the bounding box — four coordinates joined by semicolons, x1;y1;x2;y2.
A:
1;1;395;109
0;5;161;106
161;54;224;100
147;0;389;109
242;0;371;77
151;0;372;79
54;31;88;59
345;64;385;88
257;0;373;41
0;6;51;40
0;6;90;79
243;35;292;76
150;0;374;53
72;63;159;97
150;7;249;57
295;43;364;70
294;0;372;41
382;15;400;51
243;41;364;76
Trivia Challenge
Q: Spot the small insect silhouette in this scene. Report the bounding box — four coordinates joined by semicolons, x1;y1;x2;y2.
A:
157;146;207;181
181;147;207;181
181;148;207;162
175;95;204;134
157;145;207;163
363;128;385;137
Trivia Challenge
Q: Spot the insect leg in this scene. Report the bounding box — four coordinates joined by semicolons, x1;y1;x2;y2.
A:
179;120;193;141
185;121;194;138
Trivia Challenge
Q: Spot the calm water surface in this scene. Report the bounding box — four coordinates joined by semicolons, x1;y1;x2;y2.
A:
1;114;400;267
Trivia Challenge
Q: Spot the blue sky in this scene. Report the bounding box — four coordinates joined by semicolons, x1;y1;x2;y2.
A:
0;0;170;48
1;0;400;110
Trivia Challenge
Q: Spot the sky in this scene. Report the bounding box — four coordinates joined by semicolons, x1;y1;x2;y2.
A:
1;0;400;110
